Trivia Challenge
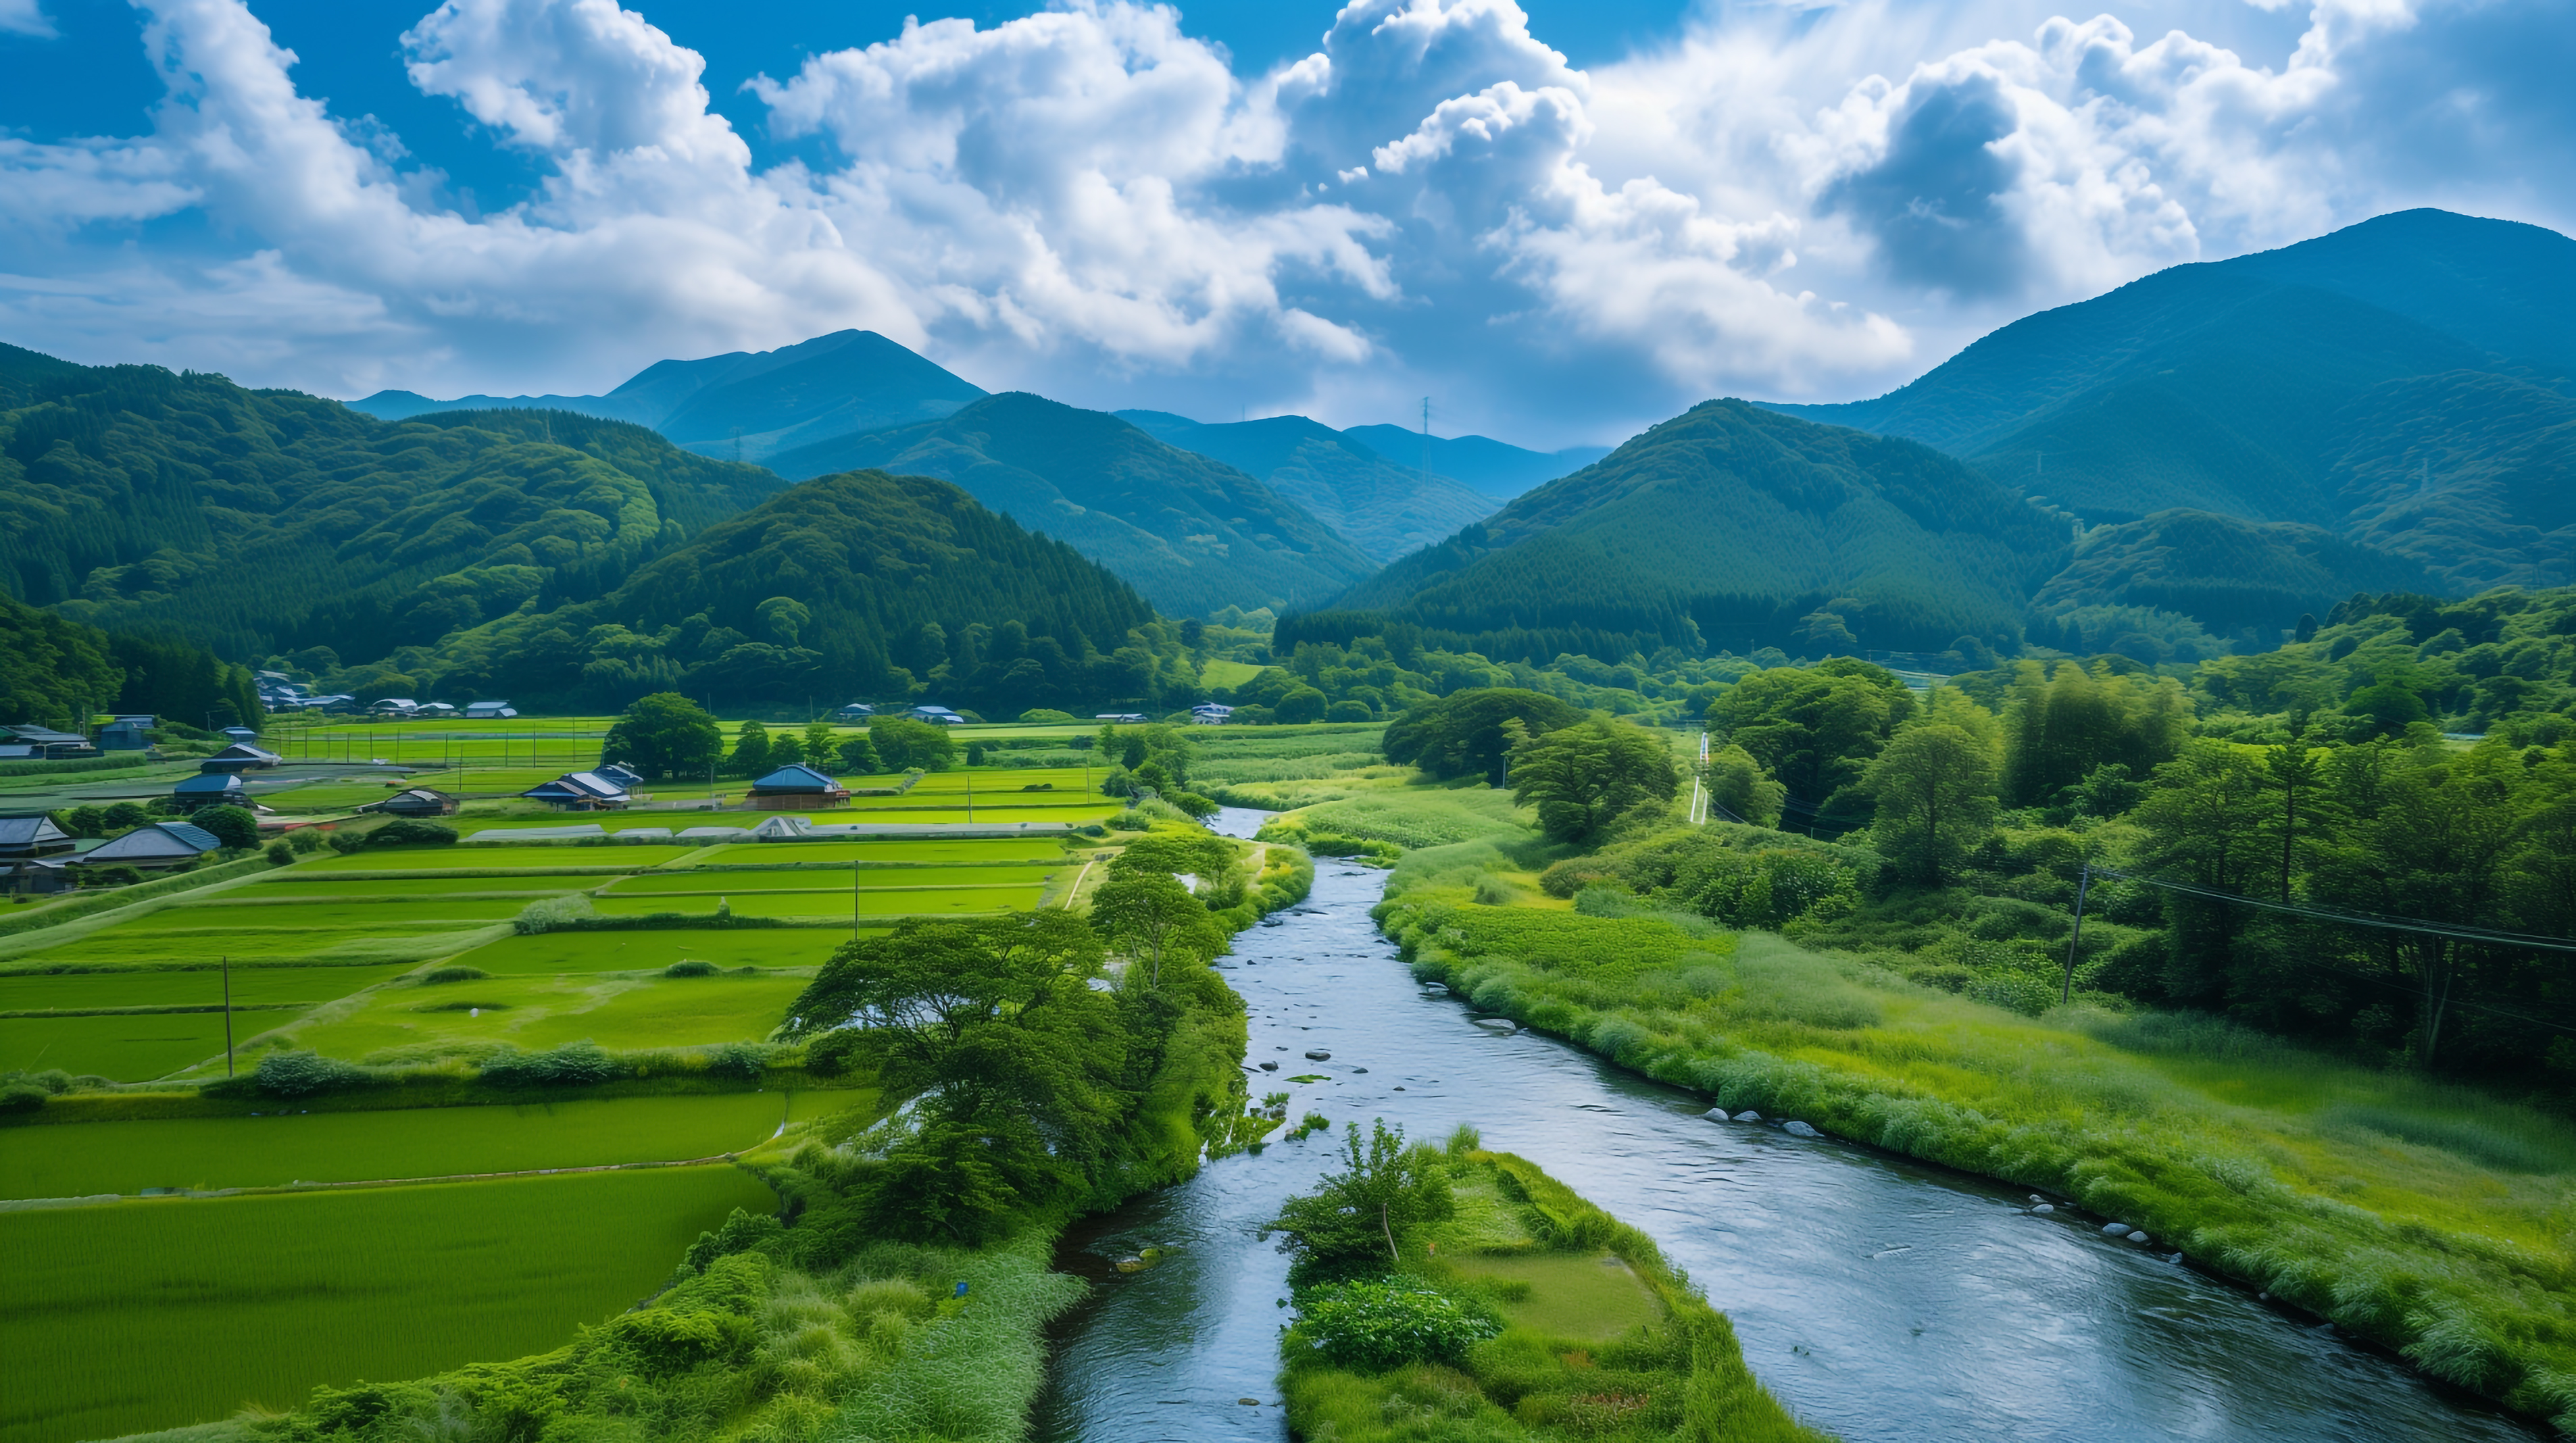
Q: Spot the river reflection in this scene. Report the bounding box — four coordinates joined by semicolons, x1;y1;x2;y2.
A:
1031;810;2538;1442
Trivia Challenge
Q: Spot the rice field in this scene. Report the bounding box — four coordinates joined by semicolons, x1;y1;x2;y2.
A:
1;1092;795;1199
589;886;1045;917
134;899;543;926
304;844;696;870
443;928;862;974
278;970;810;1059
0;1166;778;1443
689;839;1068;865
239;876;594;897
0;965;412;1013
0;1010;254;1080
601;863;1060;893
10;923;495;967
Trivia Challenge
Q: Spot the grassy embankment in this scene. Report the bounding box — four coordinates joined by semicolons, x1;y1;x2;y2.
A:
1377;828;2576;1430
1283;1142;1829;1442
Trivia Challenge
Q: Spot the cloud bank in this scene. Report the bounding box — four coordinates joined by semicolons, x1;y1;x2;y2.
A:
0;0;2566;443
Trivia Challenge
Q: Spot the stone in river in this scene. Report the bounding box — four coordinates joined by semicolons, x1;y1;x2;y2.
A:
2127;1230;2151;1244
1259;1061;1279;1071
2032;1203;2055;1214
1734;1111;1762;1123
1352;1067;1368;1073
2101;1221;2131;1236
1305;1050;1331;1061
1783;1121;1820;1138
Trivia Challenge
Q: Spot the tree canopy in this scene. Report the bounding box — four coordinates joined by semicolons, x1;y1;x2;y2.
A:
1383;687;1585;784
1508;717;1679;846
601;693;723;780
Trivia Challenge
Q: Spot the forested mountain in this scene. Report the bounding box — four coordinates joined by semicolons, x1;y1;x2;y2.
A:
403;468;1166;711
1114;410;1494;562
352;330;987;463
1766;210;2576;590
1315;399;2069;662
768;393;1378;616
1342;424;1610;499
2034;511;2446;638
0;346;785;659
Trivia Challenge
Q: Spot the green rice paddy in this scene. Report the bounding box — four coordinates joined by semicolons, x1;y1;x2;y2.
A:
689;839;1068;865
1;1011;250;1080
439;929;860;974
1;1093;792;1199
589;886;1044;917
0;1165;778;1443
134;899;542;926
241;876;592;897
308;844;695;871
279;971;809;1059
601;863;1059;892
0;965;412;1013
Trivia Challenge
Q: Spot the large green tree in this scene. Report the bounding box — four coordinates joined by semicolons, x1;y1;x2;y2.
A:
599;692;722;780
1507;717;1679;846
1383;687;1584;784
1707;660;1914;828
1864;723;2000;885
868;716;956;771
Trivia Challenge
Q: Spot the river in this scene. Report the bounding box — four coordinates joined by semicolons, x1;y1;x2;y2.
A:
1031;809;2541;1442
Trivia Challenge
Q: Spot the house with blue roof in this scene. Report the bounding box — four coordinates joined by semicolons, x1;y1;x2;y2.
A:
523;771;630;810
749;763;850;809
86;821;222;868
172;772;247;809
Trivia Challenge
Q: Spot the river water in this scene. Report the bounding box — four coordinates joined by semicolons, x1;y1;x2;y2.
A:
1031;809;2540;1442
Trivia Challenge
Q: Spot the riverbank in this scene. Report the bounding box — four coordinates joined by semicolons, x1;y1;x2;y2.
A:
1377;840;2576;1432
1277;1136;1831;1442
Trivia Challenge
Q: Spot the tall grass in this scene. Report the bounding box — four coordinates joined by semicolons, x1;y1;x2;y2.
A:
1380;882;2576;1431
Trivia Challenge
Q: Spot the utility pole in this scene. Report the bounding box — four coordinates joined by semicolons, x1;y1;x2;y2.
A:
853;857;862;936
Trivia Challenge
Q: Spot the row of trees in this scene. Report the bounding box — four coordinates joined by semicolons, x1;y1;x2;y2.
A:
0;592;264;731
600;694;966;781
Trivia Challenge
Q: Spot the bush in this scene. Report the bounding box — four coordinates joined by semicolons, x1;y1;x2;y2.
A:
256;1050;370;1098
1294;1278;1500;1370
480;1041;617;1088
664;959;720;978
288;827;325;854
194;804;261;850
370;819;459;849
0;1082;47;1114
514;894;599;934
1018;708;1079;724
705;1043;766;1080
327;831;364;854
264;840;294;866
419;966;489;984
1324;701;1373;723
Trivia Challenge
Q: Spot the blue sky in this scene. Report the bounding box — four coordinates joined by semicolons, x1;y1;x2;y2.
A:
1;0;2567;447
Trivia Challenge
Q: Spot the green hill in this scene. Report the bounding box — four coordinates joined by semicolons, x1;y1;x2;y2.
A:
768;393;1378;616
1316;399;2069;661
2033;510;2445;636
1114;410;1494;562
1767;209;2576;589
0;347;785;659
1341;424;1608;499
350;329;987;463
410;469;1159;711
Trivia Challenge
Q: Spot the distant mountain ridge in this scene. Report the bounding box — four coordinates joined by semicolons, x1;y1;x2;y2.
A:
1112;410;1495;563
1340;425;1610;499
351;330;987;463
769;393;1379;617
1766;209;2576;591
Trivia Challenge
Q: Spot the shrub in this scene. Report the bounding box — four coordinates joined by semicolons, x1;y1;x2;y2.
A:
1294;1278;1500;1370
370;819;460;849
1471;875;1514;906
419;966;489;984
328;831;364;854
705;1042;766;1080
264;840;294;866
195;804;260;850
0;1082;47;1113
805;1029;864;1077
1967;973;2060;1017
288;827;325;853
480;1041;617;1088
514;894;599;935
256;1050;370;1098
1325;701;1373;722
665;959;720;978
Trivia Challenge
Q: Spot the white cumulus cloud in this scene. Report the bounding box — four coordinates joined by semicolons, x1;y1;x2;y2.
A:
0;0;2563;445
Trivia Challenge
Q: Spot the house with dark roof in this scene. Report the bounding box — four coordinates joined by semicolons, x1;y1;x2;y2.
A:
522;772;630;810
99;715;154;752
220;726;261;744
200;743;284;773
748;763;850;809
361;788;460;817
0;815;74;859
597;763;646;789
3;858;72;894
85;821;222;868
172;772;248;809
5;724;97;759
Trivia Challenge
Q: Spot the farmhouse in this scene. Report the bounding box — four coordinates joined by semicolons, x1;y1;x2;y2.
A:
523;772;630;810
0;815;74;859
908;705;966;726
97;715;153;751
464;701;516;719
5;724;97;759
748;763;851;809
362;788;460;817
84;821;222;868
200;743;284;773
172;772;248;809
